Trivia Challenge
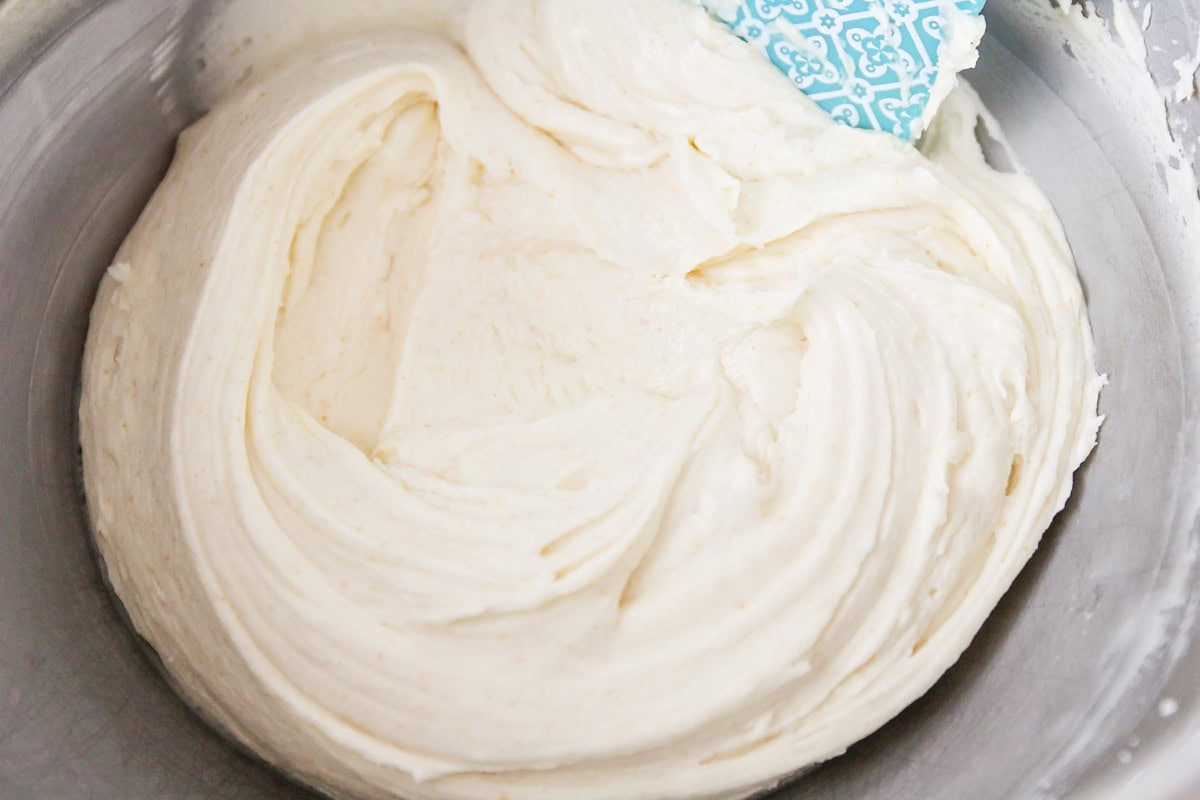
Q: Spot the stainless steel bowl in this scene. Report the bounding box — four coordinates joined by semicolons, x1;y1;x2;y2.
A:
3;1;1200;798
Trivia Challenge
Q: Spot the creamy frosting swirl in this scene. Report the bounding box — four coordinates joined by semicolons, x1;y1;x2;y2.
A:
80;2;1103;799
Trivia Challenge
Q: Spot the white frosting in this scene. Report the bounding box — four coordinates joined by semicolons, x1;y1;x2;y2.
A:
80;1;1103;799
920;2;987;136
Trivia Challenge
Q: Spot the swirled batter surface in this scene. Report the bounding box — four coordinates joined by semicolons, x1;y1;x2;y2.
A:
81;1;1103;798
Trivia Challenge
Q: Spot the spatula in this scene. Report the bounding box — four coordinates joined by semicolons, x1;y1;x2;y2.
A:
695;0;987;141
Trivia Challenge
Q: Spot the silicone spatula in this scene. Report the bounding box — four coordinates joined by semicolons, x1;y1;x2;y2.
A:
695;0;987;141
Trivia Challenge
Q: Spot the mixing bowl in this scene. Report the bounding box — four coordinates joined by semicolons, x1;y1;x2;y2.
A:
3;1;1200;798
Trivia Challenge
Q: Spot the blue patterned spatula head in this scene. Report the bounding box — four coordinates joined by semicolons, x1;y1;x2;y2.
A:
696;0;987;141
